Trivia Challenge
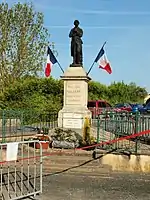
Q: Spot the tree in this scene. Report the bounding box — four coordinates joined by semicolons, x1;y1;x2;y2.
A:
0;2;50;91
88;80;147;105
2;77;147;112
107;81;147;104
2;77;63;113
88;81;109;100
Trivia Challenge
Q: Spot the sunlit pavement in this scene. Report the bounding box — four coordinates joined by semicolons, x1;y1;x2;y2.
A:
40;171;150;200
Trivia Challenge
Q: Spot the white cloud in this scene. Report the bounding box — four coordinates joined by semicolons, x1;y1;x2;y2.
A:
45;25;70;29
34;3;150;16
74;10;150;15
54;43;121;48
45;25;150;29
5;1;150;16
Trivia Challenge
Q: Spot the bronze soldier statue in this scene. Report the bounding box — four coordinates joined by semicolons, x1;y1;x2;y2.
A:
69;20;83;66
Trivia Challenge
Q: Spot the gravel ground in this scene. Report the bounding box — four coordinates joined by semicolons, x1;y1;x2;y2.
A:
38;171;150;200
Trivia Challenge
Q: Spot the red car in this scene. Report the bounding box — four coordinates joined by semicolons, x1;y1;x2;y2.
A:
87;100;112;118
114;103;132;112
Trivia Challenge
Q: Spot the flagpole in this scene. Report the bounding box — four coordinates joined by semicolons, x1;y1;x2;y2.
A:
57;61;64;73
86;62;95;76
47;45;64;73
87;41;107;76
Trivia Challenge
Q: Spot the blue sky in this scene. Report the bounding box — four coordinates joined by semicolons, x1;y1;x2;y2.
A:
2;0;150;92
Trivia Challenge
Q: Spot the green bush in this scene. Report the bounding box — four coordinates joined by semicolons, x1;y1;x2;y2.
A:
1;77;147;112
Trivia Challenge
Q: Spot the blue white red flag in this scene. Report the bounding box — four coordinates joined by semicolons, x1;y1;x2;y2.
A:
94;44;112;74
45;46;57;77
98;54;112;74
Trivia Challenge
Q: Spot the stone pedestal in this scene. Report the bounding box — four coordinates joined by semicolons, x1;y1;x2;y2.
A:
58;66;92;130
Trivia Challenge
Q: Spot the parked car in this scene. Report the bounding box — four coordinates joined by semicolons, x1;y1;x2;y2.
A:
143;102;150;113
114;103;132;112
129;103;136;108
87;100;121;118
87;100;112;118
131;104;146;114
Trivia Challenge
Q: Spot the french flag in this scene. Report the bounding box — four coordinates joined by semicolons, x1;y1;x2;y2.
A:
94;44;112;74
45;46;57;77
99;54;112;74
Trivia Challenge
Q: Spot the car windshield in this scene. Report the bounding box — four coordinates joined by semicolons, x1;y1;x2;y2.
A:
115;104;125;108
130;104;136;108
145;102;150;108
87;101;96;107
133;104;143;108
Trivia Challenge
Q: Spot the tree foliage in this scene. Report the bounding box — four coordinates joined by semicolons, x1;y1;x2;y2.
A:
0;2;50;90
1;77;147;113
2;77;63;113
88;81;147;104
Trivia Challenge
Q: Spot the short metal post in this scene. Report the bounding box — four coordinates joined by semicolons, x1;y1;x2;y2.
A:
135;112;139;154
2;110;5;143
97;116;100;143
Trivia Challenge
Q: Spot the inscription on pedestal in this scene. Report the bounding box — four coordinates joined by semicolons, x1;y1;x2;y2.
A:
63;118;82;129
66;81;82;105
63;113;82;129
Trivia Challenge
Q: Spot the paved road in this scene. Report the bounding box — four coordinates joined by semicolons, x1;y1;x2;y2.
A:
40;172;150;200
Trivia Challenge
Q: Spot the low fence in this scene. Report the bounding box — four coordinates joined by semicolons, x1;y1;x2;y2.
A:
96;112;150;154
0;140;42;200
0;110;58;143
